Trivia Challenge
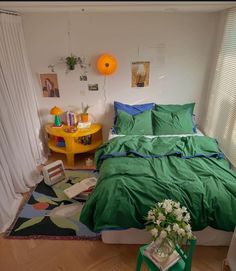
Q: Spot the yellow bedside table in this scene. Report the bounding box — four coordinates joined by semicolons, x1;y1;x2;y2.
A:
45;123;103;167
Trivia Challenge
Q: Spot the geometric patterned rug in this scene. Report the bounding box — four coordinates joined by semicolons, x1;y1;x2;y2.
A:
6;170;101;240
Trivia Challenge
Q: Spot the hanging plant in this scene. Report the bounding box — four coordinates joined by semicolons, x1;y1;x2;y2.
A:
65;54;79;70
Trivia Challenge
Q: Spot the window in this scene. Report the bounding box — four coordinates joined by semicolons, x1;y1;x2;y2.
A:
204;8;236;167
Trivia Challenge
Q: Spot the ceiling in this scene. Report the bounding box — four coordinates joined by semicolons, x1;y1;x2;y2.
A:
0;1;236;13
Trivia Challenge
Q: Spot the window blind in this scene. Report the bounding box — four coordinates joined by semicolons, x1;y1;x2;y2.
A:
204;8;236;167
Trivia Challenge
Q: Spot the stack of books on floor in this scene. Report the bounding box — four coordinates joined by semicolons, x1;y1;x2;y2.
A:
144;243;181;271
74;185;95;201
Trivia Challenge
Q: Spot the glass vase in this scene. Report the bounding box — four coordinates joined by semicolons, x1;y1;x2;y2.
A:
153;238;175;258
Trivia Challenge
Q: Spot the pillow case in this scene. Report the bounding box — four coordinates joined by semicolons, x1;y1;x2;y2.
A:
154;103;195;114
152;109;195;135
114;109;153;135
155;103;196;132
114;101;155;124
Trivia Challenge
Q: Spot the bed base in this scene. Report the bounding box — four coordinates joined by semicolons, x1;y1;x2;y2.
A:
102;226;232;246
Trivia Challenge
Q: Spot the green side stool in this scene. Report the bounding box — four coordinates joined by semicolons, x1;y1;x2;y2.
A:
136;239;196;271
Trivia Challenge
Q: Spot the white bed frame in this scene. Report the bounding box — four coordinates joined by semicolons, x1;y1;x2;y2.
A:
102;227;233;246
105;129;233;246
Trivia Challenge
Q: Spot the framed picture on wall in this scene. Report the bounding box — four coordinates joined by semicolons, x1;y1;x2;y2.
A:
131;61;150;88
39;73;60;97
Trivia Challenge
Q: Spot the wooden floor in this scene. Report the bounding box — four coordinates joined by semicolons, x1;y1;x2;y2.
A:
0;237;230;271
0;152;230;271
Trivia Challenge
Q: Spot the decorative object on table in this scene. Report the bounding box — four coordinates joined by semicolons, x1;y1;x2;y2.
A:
77;121;91;129
64;111;78;132
96;53;117;75
144;245;180;271
64;126;77;133
80;103;90;123
6;170;100;240
131;61;150;87
50;106;63;127
145;199;194;258
39;73;60;97
136;238;196;271
42;160;67;186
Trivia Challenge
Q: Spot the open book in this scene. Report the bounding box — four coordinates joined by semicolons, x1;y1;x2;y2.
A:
144;243;180;271
64;177;97;199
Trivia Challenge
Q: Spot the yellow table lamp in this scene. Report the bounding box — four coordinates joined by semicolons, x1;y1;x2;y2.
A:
50;106;63;127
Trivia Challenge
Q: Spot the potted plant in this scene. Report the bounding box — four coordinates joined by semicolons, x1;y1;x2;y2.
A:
80;103;90;123
65;54;78;70
145;199;195;258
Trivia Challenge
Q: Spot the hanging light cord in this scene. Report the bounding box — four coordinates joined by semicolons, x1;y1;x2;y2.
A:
67;18;72;54
103;75;107;110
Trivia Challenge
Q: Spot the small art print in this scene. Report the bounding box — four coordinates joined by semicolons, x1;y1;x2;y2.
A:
131;61;150;88
88;84;98;91
40;73;60;97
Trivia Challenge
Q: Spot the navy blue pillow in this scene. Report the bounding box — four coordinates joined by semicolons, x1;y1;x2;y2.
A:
113;101;155;124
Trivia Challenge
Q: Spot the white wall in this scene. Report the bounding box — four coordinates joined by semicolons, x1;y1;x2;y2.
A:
22;12;219;140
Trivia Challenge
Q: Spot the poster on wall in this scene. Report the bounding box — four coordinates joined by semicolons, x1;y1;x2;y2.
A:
131;61;150;88
88;83;99;91
39;73;60;97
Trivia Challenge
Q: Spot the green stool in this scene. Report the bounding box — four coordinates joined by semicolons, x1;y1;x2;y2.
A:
136;239;196;271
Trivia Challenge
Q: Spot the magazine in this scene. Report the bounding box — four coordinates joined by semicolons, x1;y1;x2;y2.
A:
144;243;180;271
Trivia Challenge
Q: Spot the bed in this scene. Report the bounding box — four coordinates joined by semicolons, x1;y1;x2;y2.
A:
80;101;236;245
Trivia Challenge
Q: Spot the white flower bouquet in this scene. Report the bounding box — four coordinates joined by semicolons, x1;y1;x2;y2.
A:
145;199;194;251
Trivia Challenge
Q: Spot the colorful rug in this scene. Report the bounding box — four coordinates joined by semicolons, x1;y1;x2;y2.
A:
7;170;101;240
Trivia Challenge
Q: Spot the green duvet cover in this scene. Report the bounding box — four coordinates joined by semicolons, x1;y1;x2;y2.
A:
80;135;236;232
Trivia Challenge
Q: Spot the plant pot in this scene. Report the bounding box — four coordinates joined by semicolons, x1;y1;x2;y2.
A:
67;65;75;70
80;113;89;123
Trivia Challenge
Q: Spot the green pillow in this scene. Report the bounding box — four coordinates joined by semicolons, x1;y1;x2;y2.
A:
115;110;153;135
155;103;195;114
152;109;195;135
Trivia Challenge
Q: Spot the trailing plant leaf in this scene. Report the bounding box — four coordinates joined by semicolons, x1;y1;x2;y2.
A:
50;216;79;232
14;217;44;231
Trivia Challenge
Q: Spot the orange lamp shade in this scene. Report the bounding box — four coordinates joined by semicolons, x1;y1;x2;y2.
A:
50;106;63;115
96;54;117;75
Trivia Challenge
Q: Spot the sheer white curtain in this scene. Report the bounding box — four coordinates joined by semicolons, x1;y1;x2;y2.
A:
0;12;46;232
204;8;236;168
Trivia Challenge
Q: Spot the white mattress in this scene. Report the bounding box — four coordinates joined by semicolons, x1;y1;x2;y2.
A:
102;227;233;246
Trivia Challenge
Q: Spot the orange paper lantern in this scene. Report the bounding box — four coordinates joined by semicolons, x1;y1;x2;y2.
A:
96;54;117;75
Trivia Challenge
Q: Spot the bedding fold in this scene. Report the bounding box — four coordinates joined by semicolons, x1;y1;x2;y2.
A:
80;135;236;233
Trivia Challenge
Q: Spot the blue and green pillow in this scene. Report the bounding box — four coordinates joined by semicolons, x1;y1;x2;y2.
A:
113;101;155;125
113;102;197;136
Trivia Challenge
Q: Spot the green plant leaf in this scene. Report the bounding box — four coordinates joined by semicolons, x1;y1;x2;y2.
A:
36;196;58;205
14;217;44;232
50;216;79;232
